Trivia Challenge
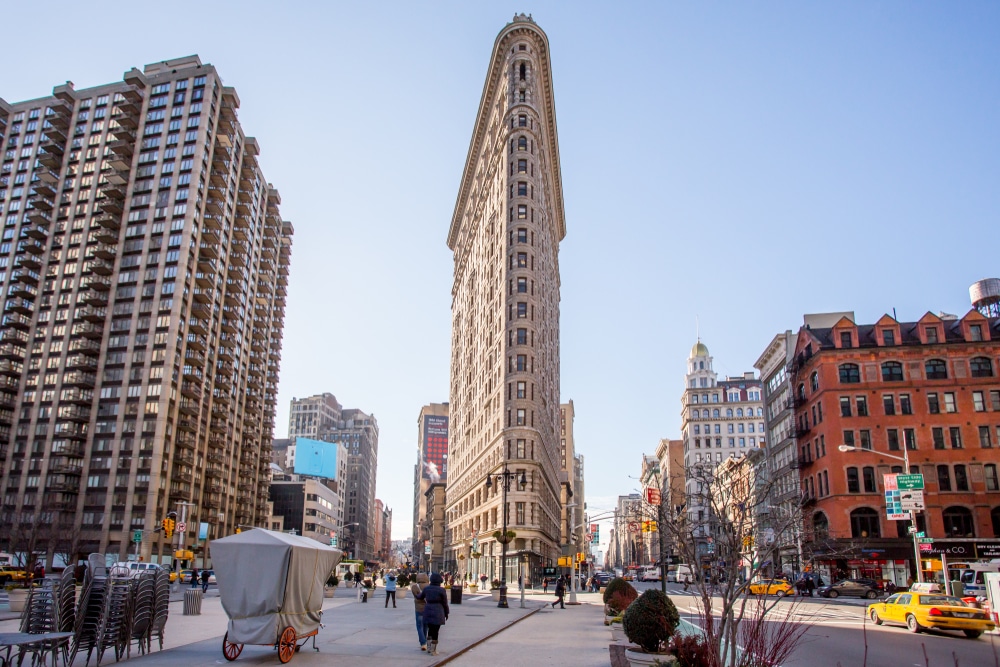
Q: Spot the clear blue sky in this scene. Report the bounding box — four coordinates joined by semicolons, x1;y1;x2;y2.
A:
6;2;998;545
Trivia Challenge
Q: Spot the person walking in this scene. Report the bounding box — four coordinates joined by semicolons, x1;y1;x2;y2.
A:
415;572;449;656
200;568;210;593
806;575;816;598
410;573;429;651
542;577;548;594
551;576;566;609
190;568;199;589
384;572;397;608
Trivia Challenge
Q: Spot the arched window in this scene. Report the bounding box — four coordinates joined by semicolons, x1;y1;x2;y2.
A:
970;357;994;378
712;409;720;418
850;508;881;538
881;361;904;382
810;372;819;392
813;512;829;539
992;507;1000;538
726;409;733;418
839;364;860;384
943;506;975;537
925;359;948;380
736;408;744;417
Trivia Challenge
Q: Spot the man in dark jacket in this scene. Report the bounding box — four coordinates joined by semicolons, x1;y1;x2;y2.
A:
552;576;566;609
415;572;450;656
200;568;210;593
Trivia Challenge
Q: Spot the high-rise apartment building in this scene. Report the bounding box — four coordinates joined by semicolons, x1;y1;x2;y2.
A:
444;14;567;583
286;392;343;469
0;56;291;565
309;402;378;562
681;342;763;557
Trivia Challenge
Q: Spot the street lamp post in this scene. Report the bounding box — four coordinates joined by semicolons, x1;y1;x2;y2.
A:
485;464;526;609
839;445;924;583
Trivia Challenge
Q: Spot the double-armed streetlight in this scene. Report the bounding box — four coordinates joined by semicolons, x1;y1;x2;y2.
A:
839;444;924;583
485;464;526;608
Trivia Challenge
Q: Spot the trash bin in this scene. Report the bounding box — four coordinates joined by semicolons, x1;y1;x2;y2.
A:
450;585;463;605
183;589;203;615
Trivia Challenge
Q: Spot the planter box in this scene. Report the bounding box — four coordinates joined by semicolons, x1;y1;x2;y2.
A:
7;588;28;613
610;625;626;643
624;648;677;667
396;588;408;599
491;589;501;602
323;587;336;598
467;585;478;593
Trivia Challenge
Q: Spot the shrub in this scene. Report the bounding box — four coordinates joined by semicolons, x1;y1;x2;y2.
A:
395;573;410;588
623;589;680;653
602;577;635;605
343;572;354;583
326;574;339;587
669;633;717;667
491;578;501;590
608;586;638;613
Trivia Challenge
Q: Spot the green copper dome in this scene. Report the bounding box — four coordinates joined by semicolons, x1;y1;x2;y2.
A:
691;341;709;357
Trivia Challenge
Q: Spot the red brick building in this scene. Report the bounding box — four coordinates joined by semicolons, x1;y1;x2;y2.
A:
790;310;1000;585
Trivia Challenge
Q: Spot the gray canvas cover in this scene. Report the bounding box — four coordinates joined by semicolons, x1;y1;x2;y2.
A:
211;529;342;645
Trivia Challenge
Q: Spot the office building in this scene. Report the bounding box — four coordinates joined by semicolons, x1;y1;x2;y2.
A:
412;402;448;568
269;477;341;545
0;56;291;565
444;14;568;585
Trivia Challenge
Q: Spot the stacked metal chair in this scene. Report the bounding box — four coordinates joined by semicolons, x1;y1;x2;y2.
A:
128;574;157;656
96;576;134;663
71;554;112;666
149;569;170;651
58;566;78;633
17;566;77;666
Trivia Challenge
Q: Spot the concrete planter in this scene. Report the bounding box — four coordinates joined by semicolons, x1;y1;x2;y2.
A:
323;586;336;598
610;624;626;642
7;588;28;612
624;648;677;667
396;588;408;599
491;589;501;602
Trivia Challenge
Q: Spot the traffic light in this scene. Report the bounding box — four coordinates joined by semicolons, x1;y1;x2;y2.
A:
742;534;754;548
162;517;175;538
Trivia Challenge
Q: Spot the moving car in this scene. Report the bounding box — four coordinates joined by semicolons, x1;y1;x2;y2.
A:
747;579;794;597
594;572;613;587
0;567;27;584
867;592;995;638
817;578;881;599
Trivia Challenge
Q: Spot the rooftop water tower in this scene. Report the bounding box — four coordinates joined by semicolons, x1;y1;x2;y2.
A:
970;278;1000;317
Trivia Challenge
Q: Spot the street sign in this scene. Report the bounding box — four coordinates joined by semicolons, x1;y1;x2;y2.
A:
645;487;661;505
917;538;934;544
915;532;926;538
896;474;924;490
900;489;925;511
883;474;907;520
628;522;640;533
132;530;143;543
176;521;187;534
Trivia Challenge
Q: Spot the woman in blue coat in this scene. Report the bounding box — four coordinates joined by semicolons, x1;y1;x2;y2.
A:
415;572;450;656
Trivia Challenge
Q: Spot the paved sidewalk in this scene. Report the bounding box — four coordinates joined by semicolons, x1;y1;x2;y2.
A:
2;587;607;666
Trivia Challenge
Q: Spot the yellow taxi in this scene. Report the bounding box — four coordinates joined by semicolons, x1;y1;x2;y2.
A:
867;592;996;638
747;578;794;597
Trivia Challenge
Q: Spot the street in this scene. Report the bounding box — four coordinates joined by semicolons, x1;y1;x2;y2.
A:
630;581;1000;666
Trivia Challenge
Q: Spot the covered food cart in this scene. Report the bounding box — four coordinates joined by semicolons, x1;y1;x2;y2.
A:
211;529;342;663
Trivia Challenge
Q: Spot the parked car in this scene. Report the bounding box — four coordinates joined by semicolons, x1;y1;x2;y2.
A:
748;579;794;597
0;567;27;584
594;572;613;587
867;592;995;638
817;578;881;599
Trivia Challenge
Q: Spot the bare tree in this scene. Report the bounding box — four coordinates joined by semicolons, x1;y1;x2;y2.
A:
662;452;813;667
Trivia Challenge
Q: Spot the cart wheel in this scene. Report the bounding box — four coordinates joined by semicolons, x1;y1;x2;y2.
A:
223;632;244;661
278;627;296;663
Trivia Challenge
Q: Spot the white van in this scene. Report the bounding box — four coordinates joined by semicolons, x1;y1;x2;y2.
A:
675;565;693;583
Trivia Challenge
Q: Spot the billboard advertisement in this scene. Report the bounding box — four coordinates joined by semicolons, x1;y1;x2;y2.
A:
422;415;449;482
293;437;340;479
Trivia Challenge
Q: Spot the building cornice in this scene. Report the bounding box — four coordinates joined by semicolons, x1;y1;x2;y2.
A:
447;17;566;251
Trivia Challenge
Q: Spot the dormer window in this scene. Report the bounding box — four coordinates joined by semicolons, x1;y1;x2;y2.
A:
970;324;983;341
925;327;939;344
840;331;852;348
882;329;895;346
